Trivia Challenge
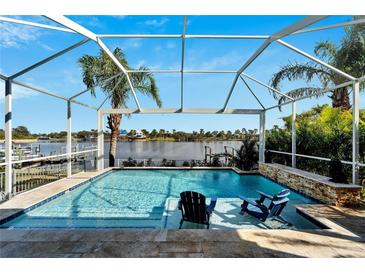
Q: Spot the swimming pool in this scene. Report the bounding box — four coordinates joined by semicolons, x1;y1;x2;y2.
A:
0;169;321;229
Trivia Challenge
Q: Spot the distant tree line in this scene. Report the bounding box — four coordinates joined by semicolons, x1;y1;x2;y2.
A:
0;127;255;142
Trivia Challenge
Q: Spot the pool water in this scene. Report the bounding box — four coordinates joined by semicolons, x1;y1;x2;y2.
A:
0;170;320;229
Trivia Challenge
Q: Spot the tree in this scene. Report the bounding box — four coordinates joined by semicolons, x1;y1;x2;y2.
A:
79;48;161;166
234;130;259;170
271;16;365;109
13;126;31;138
199;128;205;137
150;129;158;138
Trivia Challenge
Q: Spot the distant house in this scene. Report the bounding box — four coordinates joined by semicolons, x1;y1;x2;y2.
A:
37;136;50;141
134;130;146;139
84;135;97;142
120;130;128;136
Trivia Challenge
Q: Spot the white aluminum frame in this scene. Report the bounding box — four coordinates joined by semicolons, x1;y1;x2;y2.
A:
1;15;365;199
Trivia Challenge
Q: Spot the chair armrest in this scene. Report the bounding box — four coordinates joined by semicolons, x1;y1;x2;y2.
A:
256;190;274;201
206;197;217;214
178;199;182;210
238;195;259;207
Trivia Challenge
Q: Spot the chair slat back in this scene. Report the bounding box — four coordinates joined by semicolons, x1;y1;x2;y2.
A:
180;191;207;224
268;198;289;218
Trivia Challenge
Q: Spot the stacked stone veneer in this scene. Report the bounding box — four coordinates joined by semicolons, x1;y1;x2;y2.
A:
259;163;362;207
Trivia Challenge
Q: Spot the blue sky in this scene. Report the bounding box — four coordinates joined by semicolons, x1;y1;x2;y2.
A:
0;15;363;133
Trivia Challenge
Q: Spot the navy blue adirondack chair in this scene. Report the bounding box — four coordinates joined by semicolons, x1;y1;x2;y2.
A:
238;189;290;222
178;191;217;229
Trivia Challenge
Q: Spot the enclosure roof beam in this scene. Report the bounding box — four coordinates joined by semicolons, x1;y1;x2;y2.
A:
10;38;90;80
239;76;265;109
97;34;269;39
238;16;327;75
45;15;141;111
98;95;111;111
12;79;98;110
44;15;97;41
97;76;124;110
126;69;237;74
292;18;365;35
69;71;124;100
241;72;294;101
0;74;8;81
276;39;356;81
185;34;269;39
102;108;263;115
98;34;182;38
222;16;327;111
97;38;141;110
0;16;76;33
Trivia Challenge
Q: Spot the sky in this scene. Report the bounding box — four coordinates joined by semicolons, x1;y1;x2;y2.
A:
0;15;364;133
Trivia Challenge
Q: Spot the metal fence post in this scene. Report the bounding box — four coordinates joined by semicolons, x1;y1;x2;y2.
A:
259;111;266;162
292;102;297;168
5;79;13;198
352;81;360;184
66;100;72;177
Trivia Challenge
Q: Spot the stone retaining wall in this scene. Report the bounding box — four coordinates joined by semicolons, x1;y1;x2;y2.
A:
259;163;362;207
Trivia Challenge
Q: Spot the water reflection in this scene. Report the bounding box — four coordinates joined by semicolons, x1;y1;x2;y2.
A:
23;141;242;160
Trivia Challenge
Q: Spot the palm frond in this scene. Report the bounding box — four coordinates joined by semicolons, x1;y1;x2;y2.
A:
130;66;162;107
314;41;337;63
78;48;161;109
277;87;323;110
270;62;332;102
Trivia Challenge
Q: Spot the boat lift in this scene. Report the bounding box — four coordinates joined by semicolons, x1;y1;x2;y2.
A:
204;145;236;166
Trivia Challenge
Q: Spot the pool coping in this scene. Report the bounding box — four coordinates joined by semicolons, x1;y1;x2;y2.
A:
0;167;355;237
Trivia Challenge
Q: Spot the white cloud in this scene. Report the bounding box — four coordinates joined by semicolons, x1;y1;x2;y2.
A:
166;42;176;49
141;18;169;27
120;38;142;50
186;51;241;70
0;82;39;101
111;16;127;20
0;20;54;51
39;42;54;51
0;21;41;48
87;17;102;28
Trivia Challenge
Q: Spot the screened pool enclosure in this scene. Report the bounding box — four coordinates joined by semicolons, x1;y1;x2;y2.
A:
1;15;364;199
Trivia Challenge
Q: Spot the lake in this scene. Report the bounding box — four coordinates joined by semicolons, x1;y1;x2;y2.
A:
9;141;243;161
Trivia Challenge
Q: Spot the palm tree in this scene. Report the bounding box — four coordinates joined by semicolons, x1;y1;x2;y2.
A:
271;16;365;110
79;48;161;166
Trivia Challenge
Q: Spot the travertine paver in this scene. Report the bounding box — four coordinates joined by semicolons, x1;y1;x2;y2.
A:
1;205;364;257
1;228;364;257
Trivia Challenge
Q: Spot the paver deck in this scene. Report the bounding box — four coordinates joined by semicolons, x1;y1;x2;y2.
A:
0;168;364;258
1;225;364;257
